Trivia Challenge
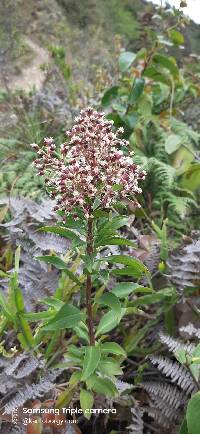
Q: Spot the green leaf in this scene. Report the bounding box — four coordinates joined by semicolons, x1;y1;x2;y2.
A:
180;163;200;192
178;418;188;434
22;311;55;321
36;255;67;269
41;297;64;310
131;288;175;307
95;310;122;337
99;358;123;376
186;392;200;434
96;293;121;316
101;86;119;107
111;282;153;298
165;134;181;154
42;304;85;330
100;255;149;274
39;226;85;245
101;342;126;357
118;51;136;72
86;374;118;397
0;294;13;321
129;78;145;104
168;29;184;45
81;345;101;381
96;217;128;242
153;53;179;78
80;389;94;419
111;267;143;278
143;66;170;85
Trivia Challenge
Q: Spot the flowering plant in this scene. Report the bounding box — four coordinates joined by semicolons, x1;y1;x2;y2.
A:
31;108;148;408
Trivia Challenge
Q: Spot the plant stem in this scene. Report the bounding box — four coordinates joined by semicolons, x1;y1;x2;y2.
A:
86;215;95;345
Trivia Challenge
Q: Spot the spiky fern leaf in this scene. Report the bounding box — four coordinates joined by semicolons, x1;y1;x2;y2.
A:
180;323;200;339
128;405;144;434
159;332;195;354
149;355;196;394
167;236;200;289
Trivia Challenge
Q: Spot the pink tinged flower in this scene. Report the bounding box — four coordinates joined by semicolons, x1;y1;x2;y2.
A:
31;107;146;217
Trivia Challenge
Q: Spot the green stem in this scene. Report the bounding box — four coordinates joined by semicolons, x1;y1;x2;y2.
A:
86;215;95;345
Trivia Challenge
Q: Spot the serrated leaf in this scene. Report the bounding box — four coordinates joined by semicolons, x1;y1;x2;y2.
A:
81;345;101;381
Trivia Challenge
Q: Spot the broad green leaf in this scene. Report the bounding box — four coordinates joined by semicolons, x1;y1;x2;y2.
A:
101;86;119;107
129;78;145;104
168;29;184;45
42;304;85;330
100;255;148;274
178;418;188;434
165;134;181;154
153;53;179;78
37;256;83;285
41;297;64;310
143;66;170;85
96;217;128;242
23;311;55;321
123;112;138;128
98;358;123;376
111;266;144;278
101;342;126;357
111;282;153;298
180;163;200;192
81;345;101;381
39;226;85;245
95;310;122;337
80;389;94;419
186;392;200;434
118;51;136;72
96;293;121;316
0;294;13;321
86;374;118;397
36;255;67;269
175;348;186;364
69;371;82;386
131;288;175;307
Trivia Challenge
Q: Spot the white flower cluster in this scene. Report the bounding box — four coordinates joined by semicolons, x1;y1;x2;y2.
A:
31;107;146;217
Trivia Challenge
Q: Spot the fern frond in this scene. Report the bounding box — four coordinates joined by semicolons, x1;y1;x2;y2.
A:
180;323;200;339
159;332;195;355
5;353;44;379
128;405;144;434
143;381;186;410
149;356;196;394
